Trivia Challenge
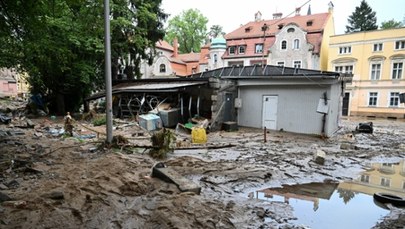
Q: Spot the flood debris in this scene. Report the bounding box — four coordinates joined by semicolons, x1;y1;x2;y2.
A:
0;113;11;124
151;162;201;194
355;122;373;134
314;149;326;165
149;128;176;158
64;112;74;136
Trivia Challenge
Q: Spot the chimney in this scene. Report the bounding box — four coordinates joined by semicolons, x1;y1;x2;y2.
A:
295;7;301;16
173;38;178;57
328;1;334;13
273;12;283;19
255;11;262;22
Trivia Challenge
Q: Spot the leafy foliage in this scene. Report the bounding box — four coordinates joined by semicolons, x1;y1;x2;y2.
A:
209;25;225;38
0;0;167;114
345;0;378;33
149;128;176;159
380;19;403;29
165;9;208;53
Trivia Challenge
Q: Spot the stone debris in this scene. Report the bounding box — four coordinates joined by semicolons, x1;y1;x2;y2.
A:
0;104;404;228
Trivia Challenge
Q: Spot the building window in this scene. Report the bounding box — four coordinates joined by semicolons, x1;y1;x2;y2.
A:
281;40;287;50
293;60;301;68
339;46;351;54
229;46;236;55
373;43;383;52
392;62;403;79
255;44;263;53
335;65;353;74
293;39;300;49
395;40;405;50
389;92;400;107
360;174;370;183
287;28;295;33
213;54;218;63
159;64;166;73
370;63;381;80
238;45;246;54
229;61;244;67
277;61;285;67
368;92;378;106
380;177;391;187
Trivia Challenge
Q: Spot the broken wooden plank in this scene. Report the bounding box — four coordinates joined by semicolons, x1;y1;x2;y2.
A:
151;163;201;194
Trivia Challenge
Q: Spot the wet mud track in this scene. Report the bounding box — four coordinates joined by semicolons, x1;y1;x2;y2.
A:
1;118;404;228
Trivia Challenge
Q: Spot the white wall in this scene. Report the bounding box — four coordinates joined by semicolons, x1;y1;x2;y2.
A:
237;83;340;136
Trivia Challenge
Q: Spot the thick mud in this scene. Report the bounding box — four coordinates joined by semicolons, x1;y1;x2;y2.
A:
0;117;404;228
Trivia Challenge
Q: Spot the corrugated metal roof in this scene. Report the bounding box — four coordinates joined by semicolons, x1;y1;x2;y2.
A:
86;80;207;101
113;81;206;91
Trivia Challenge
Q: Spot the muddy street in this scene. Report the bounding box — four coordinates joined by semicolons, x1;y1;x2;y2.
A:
1;117;405;228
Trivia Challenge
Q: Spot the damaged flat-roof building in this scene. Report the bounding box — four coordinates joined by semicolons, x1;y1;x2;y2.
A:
88;65;352;137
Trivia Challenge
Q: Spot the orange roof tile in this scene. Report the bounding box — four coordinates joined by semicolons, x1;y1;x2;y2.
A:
199;46;210;64
225;12;330;39
176;52;201;62
156;40;174;52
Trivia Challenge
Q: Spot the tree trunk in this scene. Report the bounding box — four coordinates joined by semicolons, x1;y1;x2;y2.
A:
125;65;134;80
56;92;66;115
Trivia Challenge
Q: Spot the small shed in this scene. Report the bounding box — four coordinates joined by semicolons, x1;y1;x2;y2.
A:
191;65;352;137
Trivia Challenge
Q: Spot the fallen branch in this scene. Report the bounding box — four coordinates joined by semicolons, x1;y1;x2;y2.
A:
41;141;104;157
175;143;236;150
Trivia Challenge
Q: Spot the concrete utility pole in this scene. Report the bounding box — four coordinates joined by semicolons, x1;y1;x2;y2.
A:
104;0;113;143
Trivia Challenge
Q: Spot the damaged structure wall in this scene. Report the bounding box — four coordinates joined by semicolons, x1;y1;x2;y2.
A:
208;78;238;131
183;85;213;121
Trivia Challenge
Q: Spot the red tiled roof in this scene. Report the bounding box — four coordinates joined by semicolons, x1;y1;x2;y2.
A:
156;40;174;52
225;12;330;39
306;33;323;54
199;46;210;64
176;52;201;62
223;37;276;58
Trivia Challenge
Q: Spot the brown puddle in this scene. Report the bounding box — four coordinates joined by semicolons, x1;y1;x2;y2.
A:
250;160;405;229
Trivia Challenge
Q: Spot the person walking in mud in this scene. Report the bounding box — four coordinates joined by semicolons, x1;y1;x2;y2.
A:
64;112;74;136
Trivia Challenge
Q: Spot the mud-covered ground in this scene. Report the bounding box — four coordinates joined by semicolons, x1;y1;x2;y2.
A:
0;115;404;229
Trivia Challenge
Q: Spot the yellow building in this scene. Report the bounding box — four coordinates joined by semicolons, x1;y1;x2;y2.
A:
328;28;405;119
339;160;405;198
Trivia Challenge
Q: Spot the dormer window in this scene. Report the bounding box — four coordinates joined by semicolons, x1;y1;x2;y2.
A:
229;46;236;55
245;27;252;33
287;28;295;33
278;24;284;30
238;45;246;54
306;20;313;26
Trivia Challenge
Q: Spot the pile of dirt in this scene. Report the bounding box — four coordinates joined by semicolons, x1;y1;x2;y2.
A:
0;116;404;228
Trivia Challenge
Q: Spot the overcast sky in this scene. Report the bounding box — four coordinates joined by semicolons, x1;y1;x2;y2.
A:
161;0;404;35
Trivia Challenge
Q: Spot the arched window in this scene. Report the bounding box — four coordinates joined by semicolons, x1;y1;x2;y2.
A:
293;39;300;49
159;64;166;73
281;40;287;50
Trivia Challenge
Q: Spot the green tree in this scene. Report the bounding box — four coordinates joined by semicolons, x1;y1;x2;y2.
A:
110;0;167;80
345;0;378;33
165;9;208;53
0;0;167;114
380;19;403;29
209;25;225;38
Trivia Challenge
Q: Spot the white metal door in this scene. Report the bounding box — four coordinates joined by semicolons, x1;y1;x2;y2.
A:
262;95;278;130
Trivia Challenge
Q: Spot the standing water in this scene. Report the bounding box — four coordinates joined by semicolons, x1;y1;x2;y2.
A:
251;160;405;229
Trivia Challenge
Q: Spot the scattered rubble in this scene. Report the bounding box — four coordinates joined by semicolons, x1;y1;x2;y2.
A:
0;97;404;228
